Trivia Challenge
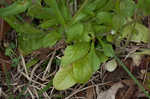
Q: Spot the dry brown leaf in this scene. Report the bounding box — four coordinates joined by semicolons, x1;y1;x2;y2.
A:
97;82;124;99
116;80;149;99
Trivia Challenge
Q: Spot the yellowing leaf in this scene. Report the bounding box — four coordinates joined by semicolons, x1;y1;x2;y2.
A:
72;55;92;83
72;43;100;83
121;23;150;43
53;66;76;90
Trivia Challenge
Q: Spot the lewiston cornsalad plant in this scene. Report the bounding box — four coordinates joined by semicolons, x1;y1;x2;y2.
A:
0;0;150;93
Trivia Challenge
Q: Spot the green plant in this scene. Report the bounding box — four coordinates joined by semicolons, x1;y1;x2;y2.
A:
5;43;21;67
0;0;150;94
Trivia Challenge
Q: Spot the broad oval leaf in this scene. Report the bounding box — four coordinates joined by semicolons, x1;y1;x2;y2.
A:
112;15;126;31
72;43;100;83
53;66;76;90
93;25;111;34
72;55;92;83
42;31;62;48
66;23;84;42
96;12;113;25
61;42;90;66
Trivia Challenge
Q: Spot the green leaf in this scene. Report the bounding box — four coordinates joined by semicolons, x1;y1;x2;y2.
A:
83;0;105;15
81;23;92;42
42;31;62;48
93;25;111;34
19;31;61;55
61;42;90;66
88;43;101;72
137;0;150;15
38;19;58;29
44;0;66;27
96;51;108;63
72;43;100;83
72;12;87;23
53;65;76;90
0;0;32;16
66;23;84;42
3;16;61;54
119;0;136;17
98;0;115;11
121;23;150;43
100;41;114;57
96;12;113;25
3;16;44;34
58;0;72;21
27;4;53;19
94;0;108;10
112;15;126;31
72;55;92;83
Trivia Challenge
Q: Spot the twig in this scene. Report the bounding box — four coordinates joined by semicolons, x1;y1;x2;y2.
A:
20;72;45;87
27;88;35;99
33;88;39;99
65;82;112;99
42;50;56;79
20;53;28;75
